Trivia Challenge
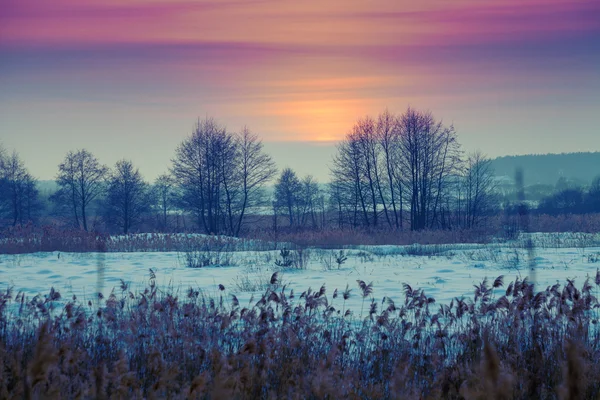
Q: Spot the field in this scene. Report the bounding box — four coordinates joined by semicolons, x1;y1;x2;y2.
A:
2;233;600;313
2;232;600;398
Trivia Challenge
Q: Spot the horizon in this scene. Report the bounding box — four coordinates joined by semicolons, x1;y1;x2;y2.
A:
27;149;600;186
2;0;600;182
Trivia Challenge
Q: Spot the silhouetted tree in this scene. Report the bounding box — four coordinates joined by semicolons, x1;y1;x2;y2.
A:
330;129;371;227
377;109;403;229
331;108;461;231
356;116;383;226
461;151;498;228
105;160;149;234
172;119;275;235
230;127;276;236
55;149;108;231
396;107;461;230
298;175;322;228
334;115;393;228
274;168;302;227
0;149;40;226
151;173;177;231
171;118;233;233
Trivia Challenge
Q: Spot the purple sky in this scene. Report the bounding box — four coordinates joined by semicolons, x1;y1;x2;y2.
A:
1;0;599;181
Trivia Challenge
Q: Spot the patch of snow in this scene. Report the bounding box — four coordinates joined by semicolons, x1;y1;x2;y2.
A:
1;236;599;316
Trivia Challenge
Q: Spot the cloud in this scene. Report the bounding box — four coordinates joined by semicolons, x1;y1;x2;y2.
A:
3;0;598;48
1;0;598;161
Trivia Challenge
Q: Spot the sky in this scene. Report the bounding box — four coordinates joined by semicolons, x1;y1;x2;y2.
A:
1;0;599;182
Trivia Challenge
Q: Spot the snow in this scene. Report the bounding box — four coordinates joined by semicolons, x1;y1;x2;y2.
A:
1;235;599;316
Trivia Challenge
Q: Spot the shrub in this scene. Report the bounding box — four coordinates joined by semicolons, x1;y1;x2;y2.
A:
274;248;309;270
274;248;294;268
335;250;347;269
179;249;234;268
232;272;272;292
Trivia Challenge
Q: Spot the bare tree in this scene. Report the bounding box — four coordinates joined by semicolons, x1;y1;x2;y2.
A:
172;118;232;233
231;127;276;236
274;168;302;227
56;149;108;231
105;160;149;234
53;152;80;228
172;119;276;235
377;109;402;229
330;132;370;227
331;108;461;231
172;117;264;235
151;173;177;232
298;175;322;228
461;151;498;228
0;150;40;226
355;117;382;226
331;112;409;230
396;107;461;230
328;178;355;228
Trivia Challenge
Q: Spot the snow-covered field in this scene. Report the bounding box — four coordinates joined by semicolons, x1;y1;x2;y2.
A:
1;234;600;315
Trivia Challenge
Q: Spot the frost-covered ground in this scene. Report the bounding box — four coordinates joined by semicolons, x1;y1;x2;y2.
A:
1;233;600;316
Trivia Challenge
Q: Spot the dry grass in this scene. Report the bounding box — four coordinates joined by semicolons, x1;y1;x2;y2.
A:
0;225;281;254
3;213;600;254
252;227;494;248
2;271;600;399
250;214;600;248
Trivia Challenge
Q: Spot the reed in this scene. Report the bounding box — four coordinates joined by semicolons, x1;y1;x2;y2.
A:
1;273;600;399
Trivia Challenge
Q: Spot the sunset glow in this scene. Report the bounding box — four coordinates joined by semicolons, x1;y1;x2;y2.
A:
1;0;599;180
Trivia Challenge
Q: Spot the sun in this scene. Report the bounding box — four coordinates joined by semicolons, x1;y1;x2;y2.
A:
268;97;369;142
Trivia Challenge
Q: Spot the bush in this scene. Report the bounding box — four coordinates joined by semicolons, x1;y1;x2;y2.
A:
179;248;234;268
274;248;309;270
232;272;272;292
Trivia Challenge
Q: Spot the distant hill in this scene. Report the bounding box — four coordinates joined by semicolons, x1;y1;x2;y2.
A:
490;152;600;186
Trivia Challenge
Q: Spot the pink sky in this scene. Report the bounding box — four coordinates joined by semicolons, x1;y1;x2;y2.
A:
1;0;599;180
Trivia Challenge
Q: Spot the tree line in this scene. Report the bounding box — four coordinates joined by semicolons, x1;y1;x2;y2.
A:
2;109;599;235
536;177;600;216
